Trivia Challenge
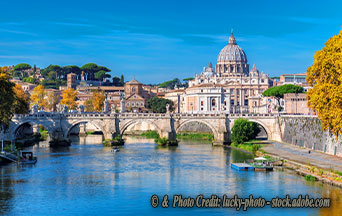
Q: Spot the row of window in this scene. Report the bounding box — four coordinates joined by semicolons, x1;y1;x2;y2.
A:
200;99;249;107
126;102;144;107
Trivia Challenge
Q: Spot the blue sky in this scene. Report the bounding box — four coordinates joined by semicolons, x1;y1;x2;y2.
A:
0;0;341;83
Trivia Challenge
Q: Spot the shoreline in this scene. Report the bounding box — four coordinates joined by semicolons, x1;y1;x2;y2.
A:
259;142;342;188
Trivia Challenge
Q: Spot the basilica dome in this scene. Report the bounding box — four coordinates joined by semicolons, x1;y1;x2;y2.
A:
217;33;247;64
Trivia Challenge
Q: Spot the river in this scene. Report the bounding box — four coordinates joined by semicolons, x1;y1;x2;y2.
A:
0;135;340;215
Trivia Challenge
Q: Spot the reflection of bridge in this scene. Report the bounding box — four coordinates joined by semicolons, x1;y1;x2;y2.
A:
2;113;284;146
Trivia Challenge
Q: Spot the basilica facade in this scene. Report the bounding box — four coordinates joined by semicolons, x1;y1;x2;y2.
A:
182;33;272;114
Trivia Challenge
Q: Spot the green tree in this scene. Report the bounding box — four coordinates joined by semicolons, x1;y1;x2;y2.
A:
262;84;304;109
81;63;98;80
112;76;121;86
231;118;261;144
62;65;82;80
41;65;62;79
95;70;108;82
13;63;31;71
158;78;180;89
120;74;125;86
48;71;57;80
0;67;16;130
306;29;342;136
146;97;174;113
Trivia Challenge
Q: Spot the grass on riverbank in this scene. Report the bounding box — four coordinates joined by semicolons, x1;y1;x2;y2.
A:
140;131;160;139
176;132;214;140
231;140;263;155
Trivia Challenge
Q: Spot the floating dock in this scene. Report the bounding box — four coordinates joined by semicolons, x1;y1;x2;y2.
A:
231;163;273;171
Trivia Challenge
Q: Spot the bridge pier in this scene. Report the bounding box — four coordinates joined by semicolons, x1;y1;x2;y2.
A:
212;132;229;146
49;130;71;147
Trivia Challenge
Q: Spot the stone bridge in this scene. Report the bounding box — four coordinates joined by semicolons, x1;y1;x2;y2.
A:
2;112;286;146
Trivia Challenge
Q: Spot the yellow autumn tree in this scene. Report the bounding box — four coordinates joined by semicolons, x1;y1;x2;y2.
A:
307;28;342;136
85;90;105;112
30;84;47;109
60;88;78;110
13;84;30;114
0;66;16;129
46;91;60;112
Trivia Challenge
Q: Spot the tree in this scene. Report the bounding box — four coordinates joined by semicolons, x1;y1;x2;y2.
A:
120;74;125;86
231;118;261;144
46;91;60;112
85;90;105;112
22;77;37;84
262;84;304;108
41;65;62;79
12;84;30;114
112;76;121;86
60;88;78;110
48;71;57;80
95;70;107;82
13;63;31;72
146;97;174;113
30;85;47;109
183;77;194;82
307;29;342;136
81;63;98;80
158;78;180;89
0;67;16;130
62;65;82;80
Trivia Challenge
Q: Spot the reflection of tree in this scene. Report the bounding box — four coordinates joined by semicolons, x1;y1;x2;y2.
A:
319;186;342;216
0;166;19;215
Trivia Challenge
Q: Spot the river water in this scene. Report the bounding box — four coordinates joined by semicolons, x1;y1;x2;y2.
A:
0;135;341;216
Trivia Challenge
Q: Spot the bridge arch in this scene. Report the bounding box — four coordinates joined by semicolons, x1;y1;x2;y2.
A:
230;118;271;140
11;120;53;139
64;120;105;138
119;119;163;137
175;119;220;141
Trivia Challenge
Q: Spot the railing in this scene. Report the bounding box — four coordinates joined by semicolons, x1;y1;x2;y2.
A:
13;112;317;120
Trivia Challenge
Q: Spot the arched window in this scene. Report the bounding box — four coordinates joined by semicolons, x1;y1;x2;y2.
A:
132;87;136;92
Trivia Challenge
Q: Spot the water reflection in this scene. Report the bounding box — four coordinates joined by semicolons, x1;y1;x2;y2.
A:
0;135;340;215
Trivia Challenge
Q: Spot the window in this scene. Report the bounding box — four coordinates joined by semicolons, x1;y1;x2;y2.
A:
127;102;130;106
212;99;216;106
244;99;248;106
134;95;137;98
201;107;203;111
201;101;204;106
201;89;203;92
141;103;144;106
132;87;136;92
231;99;234;105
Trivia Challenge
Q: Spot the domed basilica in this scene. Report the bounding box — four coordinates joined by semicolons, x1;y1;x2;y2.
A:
183;32;273;114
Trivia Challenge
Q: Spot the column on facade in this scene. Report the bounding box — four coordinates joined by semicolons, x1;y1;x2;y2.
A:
227;95;231;113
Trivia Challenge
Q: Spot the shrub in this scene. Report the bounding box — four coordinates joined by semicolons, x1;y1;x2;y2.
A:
304;175;317;182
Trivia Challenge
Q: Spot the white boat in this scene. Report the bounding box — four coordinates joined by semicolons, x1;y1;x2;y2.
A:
111;148;120;152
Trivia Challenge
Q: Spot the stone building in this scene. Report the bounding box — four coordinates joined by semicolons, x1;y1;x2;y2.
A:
183;32;272;114
284;93;314;115
67;73;77;89
124;78;156;112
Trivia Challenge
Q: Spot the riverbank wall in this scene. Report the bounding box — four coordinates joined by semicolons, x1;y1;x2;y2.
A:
280;116;342;157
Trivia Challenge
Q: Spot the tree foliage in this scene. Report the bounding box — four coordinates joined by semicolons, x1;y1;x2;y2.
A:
0;67;16;130
30;84;47;109
231;118;261;144
262;84;304;107
146;97;173;113
60;88;78;110
13;63;31;71
306;29;342;136
46;91;60;112
158;78;180;89
85;90;105;112
12;84;30;114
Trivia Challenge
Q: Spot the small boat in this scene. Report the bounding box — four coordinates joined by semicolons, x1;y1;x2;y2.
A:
111;147;120;152
19;151;37;164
